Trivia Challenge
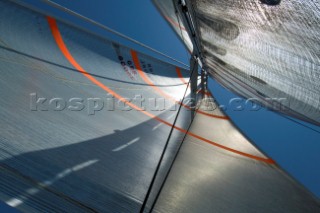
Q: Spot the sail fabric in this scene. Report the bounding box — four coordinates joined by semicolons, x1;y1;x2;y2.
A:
1;1;319;212
153;94;320;212
154;0;320;126
153;0;193;53
0;1;192;212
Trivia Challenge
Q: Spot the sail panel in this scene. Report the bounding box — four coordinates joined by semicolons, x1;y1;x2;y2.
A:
0;1;192;212
154;0;320;125
153;0;193;53
153;92;320;212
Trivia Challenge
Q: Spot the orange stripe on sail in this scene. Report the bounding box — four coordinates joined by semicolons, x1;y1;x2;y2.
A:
164;15;186;31
131;50;230;120
176;67;188;85
47;16;275;164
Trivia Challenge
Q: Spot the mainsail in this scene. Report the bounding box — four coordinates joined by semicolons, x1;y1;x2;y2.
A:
0;0;319;212
154;0;320;126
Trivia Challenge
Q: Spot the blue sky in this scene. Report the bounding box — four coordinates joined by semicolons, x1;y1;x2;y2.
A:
11;0;320;200
18;0;190;67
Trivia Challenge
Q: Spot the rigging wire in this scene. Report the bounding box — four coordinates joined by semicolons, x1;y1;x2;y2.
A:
280;114;320;135
139;61;197;213
174;3;192;64
38;2;320;206
148;63;201;213
39;0;190;68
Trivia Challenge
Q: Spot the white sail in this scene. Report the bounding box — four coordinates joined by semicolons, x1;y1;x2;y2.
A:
0;0;319;212
0;1;191;211
154;0;320;126
153;94;320;212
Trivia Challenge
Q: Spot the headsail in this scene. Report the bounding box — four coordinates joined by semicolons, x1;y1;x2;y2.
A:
1;0;320;212
0;1;192;211
152;93;320;213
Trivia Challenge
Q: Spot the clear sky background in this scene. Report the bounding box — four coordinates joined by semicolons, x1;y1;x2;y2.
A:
7;0;320;205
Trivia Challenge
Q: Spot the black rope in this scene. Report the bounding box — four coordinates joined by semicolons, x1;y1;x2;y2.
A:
149;104;199;212
139;61;198;213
